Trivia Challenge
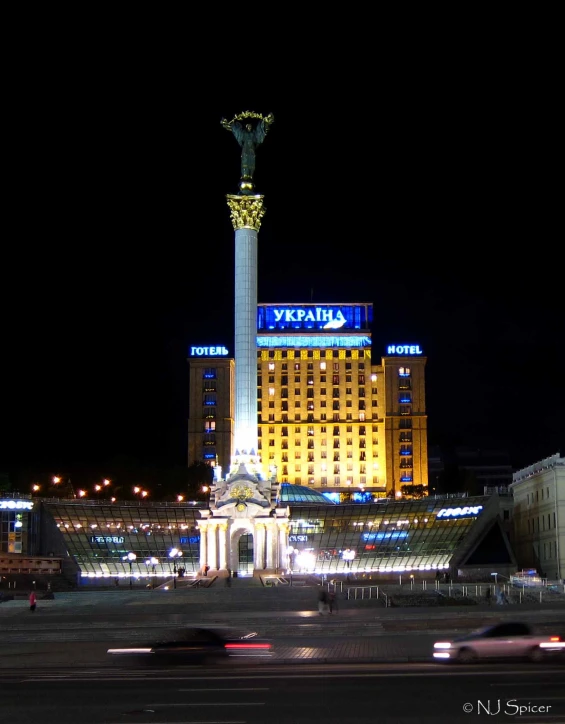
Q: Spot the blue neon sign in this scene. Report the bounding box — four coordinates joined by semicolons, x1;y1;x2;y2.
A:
258;304;372;332
362;531;408;541
257;335;372;348
190;346;229;357
386;344;423;355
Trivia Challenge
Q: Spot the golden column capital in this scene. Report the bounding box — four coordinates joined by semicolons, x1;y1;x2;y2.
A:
226;194;266;231
219;522;228;531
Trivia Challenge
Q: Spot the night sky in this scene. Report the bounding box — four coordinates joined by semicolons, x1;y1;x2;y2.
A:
2;77;562;482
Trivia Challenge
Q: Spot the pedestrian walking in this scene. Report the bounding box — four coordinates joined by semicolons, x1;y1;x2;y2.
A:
485;587;492;606
225;568;232;587
29;591;37;612
328;590;338;614
318;587;329;615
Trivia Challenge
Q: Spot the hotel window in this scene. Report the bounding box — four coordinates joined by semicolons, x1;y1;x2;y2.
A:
334;464;340;473
360;464;366;474
372;400;378;407
203;394;216;405
321;413;327;420
346;350;352;358
346;375;352;383
203;368;217;379
203;380;216;392
333;389;340;398
269;439;275;447
399;367;411;377
282;467;288;476
282;363;288;370
347;450;353;458
269;388;275;396
346;387;352;395
307;363;313;370
346;400;352;407
360;451;366;461
359;426;366;435
321;439;327;446
399;418;412;428
359;439;366;449
358;375;365;385
282;401;288;411
333;351;339;358
371;374;377;383
307;439;314;449
346;437;352;446
333;439;340;448
282;353;288;360
268;401;274;408
359;388;365;397
294;414;301;421
332;375;339;385
399;392;412;404
294;351;300;359
307;389;314;398
320;351;326;358
320;388;326;395
307;427;314;436
359;412;365;421
320;362;326;371
281;427;288;436
269;351;274;358
308;464;314;474
295;401;301;408
345;362;352;370
268;363;275;371
333;426;340;436
281;453;288;462
359;400;365;410
307;351;313;358
295;427;301;433
281;389;288;398
204;421;216;431
268;426;275;434
307;377;314;385
295;388;300;396
347;463;353;472
321;477;328;486
334;476;341;486
359;363;365;370
295;465;301;472
346;413;352;420
321;400;326;407
333;362;339;371
400;405;411;415
257;376;262;387
269;414;275;422
332;401;340;410
295;439;301;446
295;375;301;383
294;362;300;370
281;440;288;449
320;375;326;382
269;452;275;460
294;452;301;460
268;375;275;384
307;402;314;410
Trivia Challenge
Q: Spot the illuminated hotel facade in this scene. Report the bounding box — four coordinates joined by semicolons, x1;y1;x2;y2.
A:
188;303;428;499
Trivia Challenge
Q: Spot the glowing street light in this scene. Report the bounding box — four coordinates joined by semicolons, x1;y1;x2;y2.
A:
169;548;183;589
141;490;148;498
78;489;87;498
177;495;184;502
52;476;61;484
94;484;102;492
133;486;141;494
32;484;41;492
103;479;111;486
123;551;137;589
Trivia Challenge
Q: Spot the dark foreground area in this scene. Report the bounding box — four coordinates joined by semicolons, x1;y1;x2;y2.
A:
1;662;564;724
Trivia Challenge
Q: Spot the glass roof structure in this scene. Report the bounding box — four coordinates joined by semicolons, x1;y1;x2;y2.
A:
277;483;336;505
38;493;506;579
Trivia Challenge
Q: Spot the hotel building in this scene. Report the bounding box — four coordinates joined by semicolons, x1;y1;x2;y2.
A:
188;303;428;499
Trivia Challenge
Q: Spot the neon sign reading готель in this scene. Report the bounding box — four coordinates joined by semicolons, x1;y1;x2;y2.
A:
190;346;229;357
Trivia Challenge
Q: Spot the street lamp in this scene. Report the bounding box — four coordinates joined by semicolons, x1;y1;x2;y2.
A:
123;552;137;589
169;548;182;589
145;557;158;588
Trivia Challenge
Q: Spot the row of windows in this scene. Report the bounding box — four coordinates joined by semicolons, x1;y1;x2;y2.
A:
260;379;374;392
261;350;369;359
261;413;375;422
261;362;369;372
527;487;553;505
527;512;557;534
285;477;379;486
264;425;379;434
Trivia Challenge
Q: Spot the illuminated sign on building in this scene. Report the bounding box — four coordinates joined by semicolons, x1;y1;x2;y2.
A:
189;346;229;357
257;335;372;348
0;500;34;511
436;506;483;519
89;535;125;544
289;534;309;543
362;531;408;541
386;345;423;355
258;304;372;332
180;536;200;545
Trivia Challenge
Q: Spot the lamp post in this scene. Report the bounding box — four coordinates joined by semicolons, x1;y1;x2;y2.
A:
145;557;158;588
169;548;182;589
125;552;137;589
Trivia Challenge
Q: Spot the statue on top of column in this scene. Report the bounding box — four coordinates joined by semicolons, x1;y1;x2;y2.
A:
221;111;274;195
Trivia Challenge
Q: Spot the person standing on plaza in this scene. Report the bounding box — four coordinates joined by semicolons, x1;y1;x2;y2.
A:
29;591;37;612
328;590;338;614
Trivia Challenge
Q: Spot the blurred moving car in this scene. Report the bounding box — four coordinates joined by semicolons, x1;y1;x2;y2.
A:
433;622;565;663
108;627;273;665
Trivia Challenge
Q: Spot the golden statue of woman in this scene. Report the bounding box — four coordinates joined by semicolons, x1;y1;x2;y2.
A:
221;112;274;194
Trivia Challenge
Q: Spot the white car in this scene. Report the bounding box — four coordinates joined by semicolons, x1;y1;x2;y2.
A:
433;622;564;663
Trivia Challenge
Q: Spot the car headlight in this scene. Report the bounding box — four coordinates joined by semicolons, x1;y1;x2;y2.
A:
433;642;452;649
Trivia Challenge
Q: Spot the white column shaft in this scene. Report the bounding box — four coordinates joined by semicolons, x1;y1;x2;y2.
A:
207;525;217;569
278;527;288;569
199;526;208;570
219;527;228;569
234;227;258;456
266;526;274;569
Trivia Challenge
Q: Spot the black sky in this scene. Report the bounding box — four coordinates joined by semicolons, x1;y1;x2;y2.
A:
1;60;562;480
